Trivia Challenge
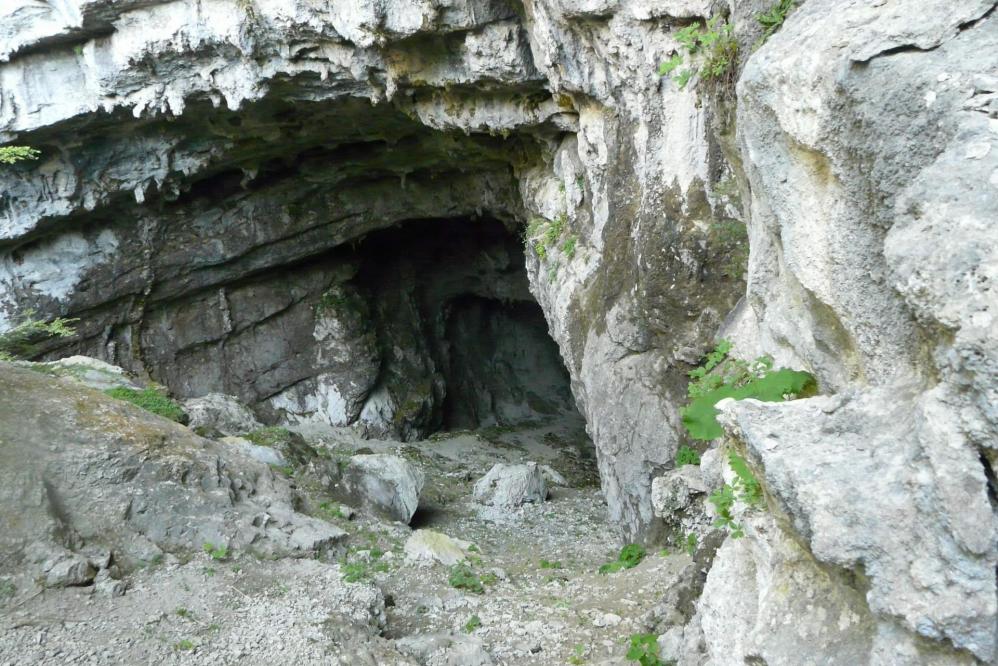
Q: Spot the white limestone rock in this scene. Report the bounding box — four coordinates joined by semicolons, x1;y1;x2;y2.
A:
404;529;473;567
473;462;547;510
335;454;425;524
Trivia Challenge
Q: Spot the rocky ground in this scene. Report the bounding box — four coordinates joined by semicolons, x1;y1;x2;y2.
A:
0;376;691;666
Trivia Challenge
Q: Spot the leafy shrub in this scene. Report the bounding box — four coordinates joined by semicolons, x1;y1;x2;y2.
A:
626;633;671;666
708;451;764;538
539;559;563;569
756;0;796;47
598;544;645;574
0;146;40;165
448;563;485;594
675;445;701;467
658;16;738;91
202;542;229;561
104;387;189;423
0;310;77;361
680;339;815;441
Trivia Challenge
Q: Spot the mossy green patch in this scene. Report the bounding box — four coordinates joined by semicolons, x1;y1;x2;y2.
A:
103;387;188;423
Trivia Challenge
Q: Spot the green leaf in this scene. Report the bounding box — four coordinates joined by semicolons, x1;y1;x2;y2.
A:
682;368;815;440
658;54;684;76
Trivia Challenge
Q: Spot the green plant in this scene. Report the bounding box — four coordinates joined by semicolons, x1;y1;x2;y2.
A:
104;386;188;423
561;235;578;260
318;501;346;520
598;544;646;575
202;542;229;561
448;563;485;594
0;146;40;165
463;614;482;633
340;552;390;583
539;559;563;569
0;310;78;361
0;579;15;601
568;643;588;665
756;0;796;47
174;639;195;651
241;426;294;448
681;339;815;441
675;445;701;467
175;607;194;619
708;451;764;538
658;16;738;91
684;533;698;556
525;214;576;266
626;633;670;666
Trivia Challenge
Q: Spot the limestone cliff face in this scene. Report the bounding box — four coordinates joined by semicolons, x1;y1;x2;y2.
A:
0;0;748;542
1;0;996;663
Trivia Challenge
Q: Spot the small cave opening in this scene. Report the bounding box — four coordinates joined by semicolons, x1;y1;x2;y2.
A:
333;216;587;443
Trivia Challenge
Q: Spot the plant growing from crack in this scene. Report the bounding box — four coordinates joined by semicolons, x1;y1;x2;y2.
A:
708;451;764;538
525;214;579;275
675;445;701;466
0;146;39;165
680;339;815;441
0;310;77;361
658;16;739;91
755;0;797;48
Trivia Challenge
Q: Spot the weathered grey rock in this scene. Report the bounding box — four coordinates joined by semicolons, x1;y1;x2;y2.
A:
219;436;287;467
0;0;746;544
0;363;346;589
714;0;998;662
717;387;997;662
404;529;473;567
651;465;710;518
22;355;142;391
183;393;262;437
473;462;546;509
334;454;425;523
651;464;714;545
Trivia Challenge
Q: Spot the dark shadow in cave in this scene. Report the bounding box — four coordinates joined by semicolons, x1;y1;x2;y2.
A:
347;216;583;439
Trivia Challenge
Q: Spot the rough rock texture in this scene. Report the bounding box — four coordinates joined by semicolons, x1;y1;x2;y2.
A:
183;393;263;436
690;1;998;663
2;0;998;662
0;0;749;543
473;462;547;509
333;454;425;523
0;362;346;590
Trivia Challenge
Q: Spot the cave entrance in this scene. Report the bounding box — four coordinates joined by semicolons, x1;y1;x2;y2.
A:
340;216;586;441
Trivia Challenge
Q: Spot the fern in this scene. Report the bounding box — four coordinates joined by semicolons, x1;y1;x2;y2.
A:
756;0;796;47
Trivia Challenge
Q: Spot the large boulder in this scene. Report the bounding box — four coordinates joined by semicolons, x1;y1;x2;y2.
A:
473;462;547;509
333;454;425;524
404;529;474;567
182;393;263;437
